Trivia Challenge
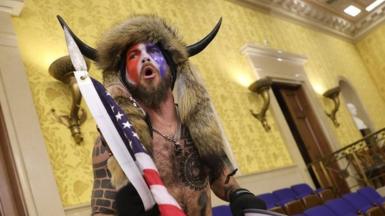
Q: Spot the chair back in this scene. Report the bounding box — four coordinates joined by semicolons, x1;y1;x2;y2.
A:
212;205;232;216
273;188;298;203
304;206;337;216
357;187;383;203
343;192;373;213
257;193;280;209
325;198;357;215
291;183;314;198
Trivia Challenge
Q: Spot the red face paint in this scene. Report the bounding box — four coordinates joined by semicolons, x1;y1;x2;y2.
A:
125;44;141;85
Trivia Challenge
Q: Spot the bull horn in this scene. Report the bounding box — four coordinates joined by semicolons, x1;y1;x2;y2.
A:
57;15;98;61
186;17;222;57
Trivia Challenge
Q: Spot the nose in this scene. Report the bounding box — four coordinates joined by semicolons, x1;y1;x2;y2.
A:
141;57;151;63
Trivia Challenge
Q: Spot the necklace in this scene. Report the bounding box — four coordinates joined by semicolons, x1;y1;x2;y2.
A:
151;123;182;155
152;127;179;145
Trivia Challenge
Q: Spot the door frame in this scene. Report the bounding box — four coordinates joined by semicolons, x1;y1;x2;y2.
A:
0;11;65;216
0;104;27;215
242;43;341;188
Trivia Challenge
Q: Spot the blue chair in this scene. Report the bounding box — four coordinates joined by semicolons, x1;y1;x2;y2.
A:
291;183;314;198
273;188;299;204
290;184;323;209
291;183;335;202
303;206;337;216
257;193;280;209
343;192;382;216
325;198;359;216
257;193;286;214
212;205;232;216
357;187;385;205
273;188;305;215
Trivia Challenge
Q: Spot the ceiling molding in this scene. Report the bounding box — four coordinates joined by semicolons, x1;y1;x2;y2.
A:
0;0;23;16
232;0;385;41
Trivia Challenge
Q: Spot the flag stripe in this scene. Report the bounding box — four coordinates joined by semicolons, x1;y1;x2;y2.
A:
158;204;186;216
143;169;163;185
135;152;158;170
150;185;182;207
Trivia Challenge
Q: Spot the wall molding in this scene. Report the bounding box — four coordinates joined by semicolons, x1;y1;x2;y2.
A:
0;32;17;47
64;203;91;216
0;0;23;16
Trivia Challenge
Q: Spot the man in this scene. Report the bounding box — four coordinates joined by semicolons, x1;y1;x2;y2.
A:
62;15;266;216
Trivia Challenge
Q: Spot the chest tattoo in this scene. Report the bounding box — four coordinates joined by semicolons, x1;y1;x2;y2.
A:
175;127;208;190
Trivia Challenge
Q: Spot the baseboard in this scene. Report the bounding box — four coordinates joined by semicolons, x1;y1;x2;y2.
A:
64;203;91;216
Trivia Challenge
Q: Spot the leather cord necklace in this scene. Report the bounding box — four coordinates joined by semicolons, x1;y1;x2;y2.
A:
152;127;179;145
151;122;182;155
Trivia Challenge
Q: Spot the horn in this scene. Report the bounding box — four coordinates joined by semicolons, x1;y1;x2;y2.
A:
186;17;222;57
57;15;98;61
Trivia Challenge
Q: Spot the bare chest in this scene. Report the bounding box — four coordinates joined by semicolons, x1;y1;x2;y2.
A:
151;130;208;190
151;128;211;214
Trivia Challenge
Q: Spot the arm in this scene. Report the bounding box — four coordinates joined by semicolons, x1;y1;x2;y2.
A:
91;136;117;215
210;166;240;201
210;166;267;216
92;136;157;216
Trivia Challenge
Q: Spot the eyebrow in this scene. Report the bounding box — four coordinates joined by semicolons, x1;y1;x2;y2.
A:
145;44;158;49
127;44;141;53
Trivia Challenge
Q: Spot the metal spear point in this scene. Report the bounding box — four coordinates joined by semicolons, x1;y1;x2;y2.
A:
57;16;88;73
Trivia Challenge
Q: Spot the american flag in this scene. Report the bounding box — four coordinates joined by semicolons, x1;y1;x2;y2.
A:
90;77;186;216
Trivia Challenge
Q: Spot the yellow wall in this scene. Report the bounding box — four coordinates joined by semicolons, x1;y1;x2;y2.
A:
356;24;385;103
11;0;385;207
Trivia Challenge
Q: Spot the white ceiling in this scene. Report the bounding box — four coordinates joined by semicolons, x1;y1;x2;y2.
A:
232;0;385;41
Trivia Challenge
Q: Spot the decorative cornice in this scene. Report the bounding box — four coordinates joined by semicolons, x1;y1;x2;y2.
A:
0;0;24;16
232;0;385;41
241;43;308;65
354;6;385;40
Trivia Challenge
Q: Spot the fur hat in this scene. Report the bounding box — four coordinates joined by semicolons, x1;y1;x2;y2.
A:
58;15;232;188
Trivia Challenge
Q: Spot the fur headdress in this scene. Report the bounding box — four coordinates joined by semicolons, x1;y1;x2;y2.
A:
58;15;232;188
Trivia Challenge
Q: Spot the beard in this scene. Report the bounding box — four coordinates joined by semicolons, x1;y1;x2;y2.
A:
128;72;172;109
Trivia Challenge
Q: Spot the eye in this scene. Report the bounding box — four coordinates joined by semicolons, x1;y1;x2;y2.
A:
149;47;161;54
127;52;137;60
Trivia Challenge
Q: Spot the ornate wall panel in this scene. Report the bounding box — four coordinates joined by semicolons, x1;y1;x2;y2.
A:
356;24;385;105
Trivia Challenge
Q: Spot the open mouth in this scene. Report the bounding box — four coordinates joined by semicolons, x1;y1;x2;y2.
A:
141;64;157;79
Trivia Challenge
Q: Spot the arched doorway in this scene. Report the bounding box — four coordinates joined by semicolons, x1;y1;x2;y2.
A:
339;78;373;136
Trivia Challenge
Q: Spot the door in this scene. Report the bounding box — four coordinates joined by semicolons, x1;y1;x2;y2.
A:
272;83;348;193
0;104;26;216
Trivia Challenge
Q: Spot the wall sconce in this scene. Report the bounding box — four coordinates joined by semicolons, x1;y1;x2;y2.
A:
49;56;88;144
249;77;273;131
323;86;341;127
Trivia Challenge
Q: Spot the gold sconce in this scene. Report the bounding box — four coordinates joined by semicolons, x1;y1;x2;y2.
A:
249;77;273;131
323;86;341;127
49;56;88;144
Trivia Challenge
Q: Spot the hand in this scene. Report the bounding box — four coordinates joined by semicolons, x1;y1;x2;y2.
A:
229;188;267;216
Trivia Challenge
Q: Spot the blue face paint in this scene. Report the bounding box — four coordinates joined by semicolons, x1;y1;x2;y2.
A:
145;43;167;77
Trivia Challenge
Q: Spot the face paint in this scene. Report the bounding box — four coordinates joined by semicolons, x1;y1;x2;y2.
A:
125;42;168;86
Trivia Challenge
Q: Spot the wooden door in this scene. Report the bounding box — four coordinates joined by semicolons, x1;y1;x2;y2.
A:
272;84;348;192
0;105;26;216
